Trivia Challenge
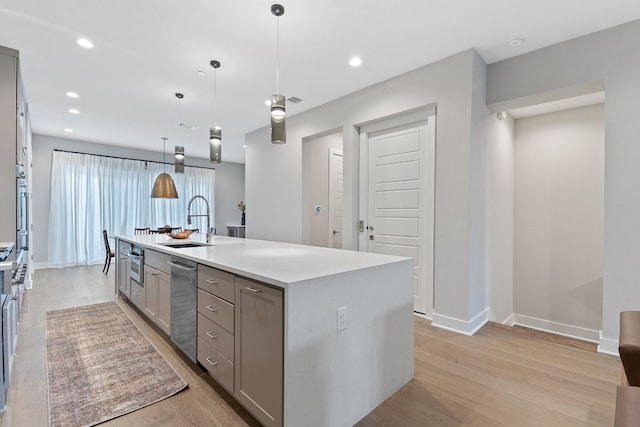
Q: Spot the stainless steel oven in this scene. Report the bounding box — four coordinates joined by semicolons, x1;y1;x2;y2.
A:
128;247;144;284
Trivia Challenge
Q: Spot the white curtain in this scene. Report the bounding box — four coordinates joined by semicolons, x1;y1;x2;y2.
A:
48;151;215;267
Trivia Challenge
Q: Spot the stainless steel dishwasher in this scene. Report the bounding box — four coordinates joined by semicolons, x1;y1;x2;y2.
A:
167;257;197;362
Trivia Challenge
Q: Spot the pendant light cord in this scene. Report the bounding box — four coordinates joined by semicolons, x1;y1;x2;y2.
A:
276;14;280;94
214;67;217;127
162;137;167;172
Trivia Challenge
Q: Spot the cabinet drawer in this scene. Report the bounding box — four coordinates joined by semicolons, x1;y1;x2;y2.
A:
198;264;235;303
145;249;171;274
198;289;234;333
198;312;234;361
198;337;234;393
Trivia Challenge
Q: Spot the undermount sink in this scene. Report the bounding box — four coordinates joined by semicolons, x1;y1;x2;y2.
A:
161;242;213;249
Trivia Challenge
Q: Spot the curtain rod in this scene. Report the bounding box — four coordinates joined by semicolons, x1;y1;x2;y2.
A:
53;149;216;171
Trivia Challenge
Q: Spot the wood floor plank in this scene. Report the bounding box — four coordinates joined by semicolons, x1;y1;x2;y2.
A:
0;266;622;426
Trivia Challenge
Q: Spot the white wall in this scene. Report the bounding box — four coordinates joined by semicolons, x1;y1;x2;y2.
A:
246;49;496;334
31;134;244;266
513;104;604;340
302;132;343;247
485;112;515;324
487;19;640;353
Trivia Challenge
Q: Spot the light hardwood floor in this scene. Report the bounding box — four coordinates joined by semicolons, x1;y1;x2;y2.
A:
0;266;622;426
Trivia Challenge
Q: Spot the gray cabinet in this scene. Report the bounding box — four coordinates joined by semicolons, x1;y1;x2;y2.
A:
116;240;131;298
130;279;145;310
0;46;32;286
234;277;283;427
144;250;171;336
197;264;236;393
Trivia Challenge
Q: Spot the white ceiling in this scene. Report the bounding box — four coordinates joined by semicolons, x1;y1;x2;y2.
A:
1;1;639;164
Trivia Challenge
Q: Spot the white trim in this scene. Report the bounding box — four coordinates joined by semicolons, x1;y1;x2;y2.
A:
32;261;48;270
431;308;489;336
512;314;600;343
503;313;516;326
597;332;619;356
413;312;432;321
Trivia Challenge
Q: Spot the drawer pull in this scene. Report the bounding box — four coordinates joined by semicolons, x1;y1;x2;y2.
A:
206;331;219;339
206;279;220;285
205;305;218;312
205;357;219;367
245;286;262;294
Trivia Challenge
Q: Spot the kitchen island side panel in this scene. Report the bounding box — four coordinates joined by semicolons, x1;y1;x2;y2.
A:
284;258;414;427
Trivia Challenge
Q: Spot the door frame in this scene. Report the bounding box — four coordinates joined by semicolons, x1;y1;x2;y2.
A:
357;107;437;316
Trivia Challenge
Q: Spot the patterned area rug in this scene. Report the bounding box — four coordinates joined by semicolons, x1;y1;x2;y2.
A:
46;302;188;427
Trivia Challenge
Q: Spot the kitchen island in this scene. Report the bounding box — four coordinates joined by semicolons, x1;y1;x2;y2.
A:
116;233;414;427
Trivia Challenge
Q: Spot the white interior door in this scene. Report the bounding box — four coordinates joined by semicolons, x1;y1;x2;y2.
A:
363;114;435;316
328;148;343;248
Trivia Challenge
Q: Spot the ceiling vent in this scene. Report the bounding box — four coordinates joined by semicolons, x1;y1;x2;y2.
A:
287;96;302;104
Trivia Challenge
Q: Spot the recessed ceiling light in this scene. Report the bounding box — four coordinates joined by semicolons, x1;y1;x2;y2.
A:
66;91;79;98
197;70;206;76
76;38;94;49
243;144;246;148
265;99;271;106
507;37;524;47
68;108;80;114
349;56;363;67
64;128;74;133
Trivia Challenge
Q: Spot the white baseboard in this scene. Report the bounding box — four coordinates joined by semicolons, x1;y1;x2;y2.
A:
32;261;48;270
512;314;600;343
432;308;489;336
503;313;516;326
597;332;619;356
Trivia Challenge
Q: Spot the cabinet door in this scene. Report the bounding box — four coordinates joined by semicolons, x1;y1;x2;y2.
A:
234;278;283;427
117;255;130;298
156;269;171;335
144;265;158;319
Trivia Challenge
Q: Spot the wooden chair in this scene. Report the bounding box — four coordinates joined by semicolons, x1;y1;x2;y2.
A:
186;228;199;233
135;227;150;234
171;227;183;233
103;230;114;274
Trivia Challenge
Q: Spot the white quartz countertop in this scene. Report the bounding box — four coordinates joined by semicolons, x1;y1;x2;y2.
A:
117;234;410;288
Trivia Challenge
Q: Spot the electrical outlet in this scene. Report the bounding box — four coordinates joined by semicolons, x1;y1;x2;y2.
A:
337;306;347;331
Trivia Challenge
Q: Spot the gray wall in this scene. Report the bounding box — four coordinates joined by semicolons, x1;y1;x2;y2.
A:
32;134;244;266
246;49;500;333
487;19;640;352
514;104;604;338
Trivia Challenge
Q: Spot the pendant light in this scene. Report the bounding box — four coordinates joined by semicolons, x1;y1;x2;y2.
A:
210;60;222;163
151;137;178;198
174;145;184;173
270;4;286;144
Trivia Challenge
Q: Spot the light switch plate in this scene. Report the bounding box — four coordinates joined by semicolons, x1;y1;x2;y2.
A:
337;306;347;331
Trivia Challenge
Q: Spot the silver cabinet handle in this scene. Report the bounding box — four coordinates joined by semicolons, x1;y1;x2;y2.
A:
205;305;218;312
206;331;219;339
205;357;219;367
245;287;262;293
166;260;196;271
206;279;219;285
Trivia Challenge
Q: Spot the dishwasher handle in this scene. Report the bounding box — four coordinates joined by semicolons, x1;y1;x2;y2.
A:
166;260;196;271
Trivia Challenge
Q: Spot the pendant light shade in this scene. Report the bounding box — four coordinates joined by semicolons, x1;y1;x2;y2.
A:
151;137;178;199
270;4;286;144
210;127;222;163
270;94;286;144
175;145;184;173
